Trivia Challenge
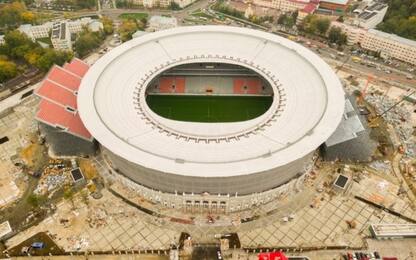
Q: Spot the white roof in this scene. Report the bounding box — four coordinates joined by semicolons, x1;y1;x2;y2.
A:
78;26;345;178
368;29;416;48
320;0;349;5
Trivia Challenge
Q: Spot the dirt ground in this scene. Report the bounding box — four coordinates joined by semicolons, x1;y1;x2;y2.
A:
19;136;48;172
78;159;98;180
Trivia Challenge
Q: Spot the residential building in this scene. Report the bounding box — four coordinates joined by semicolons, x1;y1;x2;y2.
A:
252;0;316;12
51;21;72;50
297;2;319;22
362;29;416;64
17;18;103;51
18;22;53;41
331;21;416;65
331;21;364;45
67;17;103;33
319;0;350;13
352;2;388;29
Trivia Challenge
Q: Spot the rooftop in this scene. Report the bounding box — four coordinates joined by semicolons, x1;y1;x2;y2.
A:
35;59;92;141
78;26;345;178
368;29;416;48
320;0;349;5
47;66;81;92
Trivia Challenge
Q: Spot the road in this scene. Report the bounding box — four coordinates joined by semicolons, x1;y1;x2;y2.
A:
98;0;211;21
293;36;416;88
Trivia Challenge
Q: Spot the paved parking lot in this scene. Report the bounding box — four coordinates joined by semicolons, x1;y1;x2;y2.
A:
239;193;411;248
6;190;179;252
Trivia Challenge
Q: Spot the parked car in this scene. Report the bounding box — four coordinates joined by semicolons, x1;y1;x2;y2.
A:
31;242;45;249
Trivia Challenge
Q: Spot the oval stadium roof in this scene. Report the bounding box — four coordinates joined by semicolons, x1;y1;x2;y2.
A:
77;26;345;178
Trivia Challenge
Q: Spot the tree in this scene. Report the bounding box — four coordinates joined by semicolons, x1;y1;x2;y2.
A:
35;49;73;71
20;11;36;23
316;18;330;35
0;58;17;83
24;48;43;65
80;189;89;206
101;16;114;35
301;14;330;35
118;19;139;42
63;187;75;209
74;0;96;9
277;13;295;28
27;193;45;208
328;26;347;46
277;13;287;25
291;11;298;22
0;1;28;28
3;30;37;60
169;1;181;10
74;29;103;57
377;0;416;40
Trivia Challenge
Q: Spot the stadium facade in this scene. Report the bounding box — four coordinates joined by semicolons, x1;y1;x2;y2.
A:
75;26;345;198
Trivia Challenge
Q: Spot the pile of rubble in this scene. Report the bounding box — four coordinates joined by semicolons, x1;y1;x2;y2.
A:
87;207;108;228
369;161;392;175
67;235;89;251
366;94;416;157
34;160;71;195
34;174;68;194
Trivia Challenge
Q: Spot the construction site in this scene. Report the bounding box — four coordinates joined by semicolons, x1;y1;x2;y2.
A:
0;30;415;260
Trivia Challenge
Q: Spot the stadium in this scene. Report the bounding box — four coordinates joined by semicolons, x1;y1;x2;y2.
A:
74;26;345;197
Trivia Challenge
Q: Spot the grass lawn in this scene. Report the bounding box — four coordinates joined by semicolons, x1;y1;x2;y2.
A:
36;37;52;46
146;95;272;123
191;11;215;19
119;12;149;20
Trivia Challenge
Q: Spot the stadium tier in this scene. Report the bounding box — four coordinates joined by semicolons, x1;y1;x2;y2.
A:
35;59;95;155
71;26;345;195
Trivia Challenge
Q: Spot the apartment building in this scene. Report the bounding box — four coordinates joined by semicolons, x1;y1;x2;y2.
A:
331;21;365;45
51;21;72;50
319;0;350;13
352;2;388;29
331;21;416;65
362;29;416;65
66;17;103;33
18;22;53;41
252;0;314;12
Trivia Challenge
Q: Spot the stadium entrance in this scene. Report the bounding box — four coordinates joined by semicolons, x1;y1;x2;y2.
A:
145;63;273;123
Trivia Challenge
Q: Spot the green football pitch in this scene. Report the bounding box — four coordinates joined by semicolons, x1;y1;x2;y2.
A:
146;95;273;122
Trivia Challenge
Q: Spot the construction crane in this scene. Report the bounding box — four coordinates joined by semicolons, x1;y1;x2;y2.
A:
368;90;415;128
357;74;373;106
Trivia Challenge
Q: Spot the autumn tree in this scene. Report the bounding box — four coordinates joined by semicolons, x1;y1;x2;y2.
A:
0;57;18;83
118;19;138;42
101;16;114;35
